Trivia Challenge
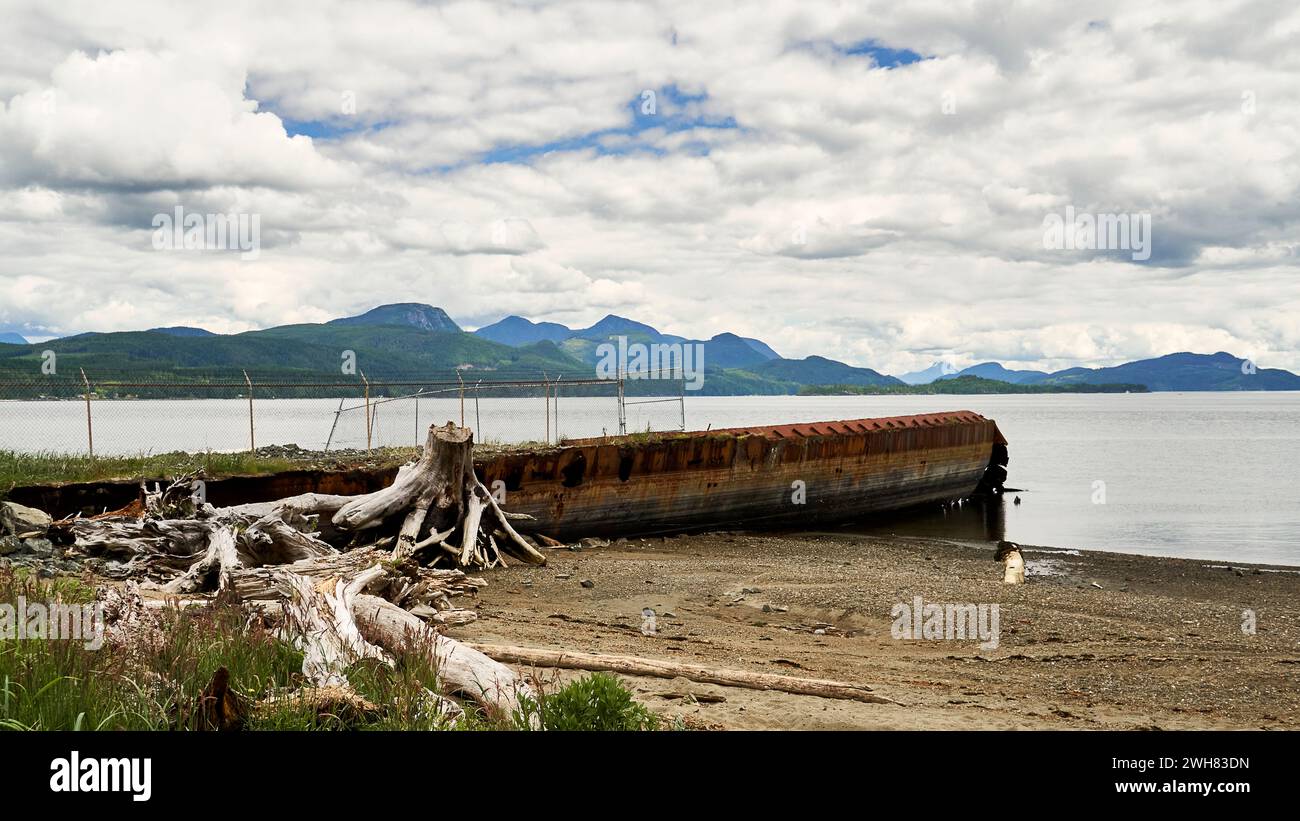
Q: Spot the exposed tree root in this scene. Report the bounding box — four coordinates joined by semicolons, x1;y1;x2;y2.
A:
60;422;548;722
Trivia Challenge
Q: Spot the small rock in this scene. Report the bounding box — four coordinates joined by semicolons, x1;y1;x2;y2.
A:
580;579;595;588
813;628;826;635
1;501;51;538
555;573;572;580
579;537;610;549
0;534;22;556
24;538;54;557
742;587;761;594
1090;582;1104;589
663;611;677;619
762;603;773;613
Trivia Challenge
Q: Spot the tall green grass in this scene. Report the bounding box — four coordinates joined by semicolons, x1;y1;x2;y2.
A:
0;568;663;731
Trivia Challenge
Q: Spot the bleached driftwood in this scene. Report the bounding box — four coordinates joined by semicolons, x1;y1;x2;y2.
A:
61;422;552;722
468;644;900;705
353;594;536;722
226;556;532;718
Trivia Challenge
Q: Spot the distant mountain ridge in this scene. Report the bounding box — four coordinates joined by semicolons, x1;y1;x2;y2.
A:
473;316;572;346
0;332;28;345
1;303;1297;394
329;303;461;333
148;326;216;338
938;362;1050;385
927;352;1299;391
473;313;782;371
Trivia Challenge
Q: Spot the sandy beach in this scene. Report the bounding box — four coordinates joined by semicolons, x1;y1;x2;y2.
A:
451;532;1300;729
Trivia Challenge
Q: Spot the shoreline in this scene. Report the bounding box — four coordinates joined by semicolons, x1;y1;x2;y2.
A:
450;530;1300;729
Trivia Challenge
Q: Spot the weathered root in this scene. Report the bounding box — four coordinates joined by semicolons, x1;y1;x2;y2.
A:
330;422;546;570
162;525;240;594
57;422;557;723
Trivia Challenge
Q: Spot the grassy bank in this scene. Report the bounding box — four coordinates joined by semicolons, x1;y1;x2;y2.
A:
0;447;425;495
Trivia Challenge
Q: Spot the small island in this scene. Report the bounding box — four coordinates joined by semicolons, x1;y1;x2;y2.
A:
798;375;1149;395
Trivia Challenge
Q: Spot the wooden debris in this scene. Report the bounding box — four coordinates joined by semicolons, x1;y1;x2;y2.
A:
467;644;900;705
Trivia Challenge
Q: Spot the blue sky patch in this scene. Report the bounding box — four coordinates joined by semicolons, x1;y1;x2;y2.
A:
841;39;927;67
475;84;737;166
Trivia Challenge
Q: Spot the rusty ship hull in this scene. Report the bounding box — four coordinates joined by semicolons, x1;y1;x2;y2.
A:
8;412;1008;541
477;411;1008;540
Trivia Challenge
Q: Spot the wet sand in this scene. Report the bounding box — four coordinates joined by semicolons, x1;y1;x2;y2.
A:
450;532;1300;729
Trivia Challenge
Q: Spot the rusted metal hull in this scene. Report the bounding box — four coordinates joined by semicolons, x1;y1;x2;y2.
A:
477;411;1008;540
9;412;1008;540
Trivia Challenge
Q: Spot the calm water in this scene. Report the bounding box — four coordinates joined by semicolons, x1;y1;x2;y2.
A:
2;393;1297;565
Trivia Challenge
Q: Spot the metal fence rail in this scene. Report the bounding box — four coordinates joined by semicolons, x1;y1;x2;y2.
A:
0;372;688;457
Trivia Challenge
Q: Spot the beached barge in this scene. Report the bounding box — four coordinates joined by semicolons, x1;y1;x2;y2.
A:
478;411;1009;540
8;412;1008;540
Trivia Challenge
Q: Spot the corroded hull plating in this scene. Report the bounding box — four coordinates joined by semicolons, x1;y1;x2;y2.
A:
477;411;1008;540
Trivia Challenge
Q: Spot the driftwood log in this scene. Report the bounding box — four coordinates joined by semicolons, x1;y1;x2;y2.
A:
469;644;900;705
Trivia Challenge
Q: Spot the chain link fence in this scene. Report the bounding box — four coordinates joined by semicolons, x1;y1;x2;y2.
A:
0;372;688;456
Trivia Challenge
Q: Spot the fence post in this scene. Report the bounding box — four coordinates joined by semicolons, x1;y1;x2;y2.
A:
617;373;626;436
243;370;255;453
361;371;371;452
80;368;94;459
544;379;550;444
457;370;465;427
325;398;343;452
474;380;482;441
680;368;686;431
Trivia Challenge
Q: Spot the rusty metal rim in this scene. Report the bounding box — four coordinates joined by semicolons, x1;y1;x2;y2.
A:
568;411;990;445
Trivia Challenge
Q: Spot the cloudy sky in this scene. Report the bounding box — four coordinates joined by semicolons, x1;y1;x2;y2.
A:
1;0;1297;374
